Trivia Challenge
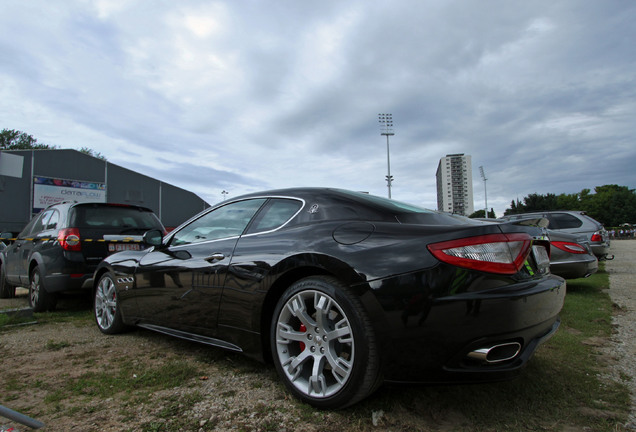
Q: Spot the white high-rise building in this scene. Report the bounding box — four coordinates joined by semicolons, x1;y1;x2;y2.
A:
436;154;474;216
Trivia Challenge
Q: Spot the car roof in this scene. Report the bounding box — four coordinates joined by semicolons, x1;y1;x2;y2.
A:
221;187;491;227
502;210;587;217
46;201;155;213
228;187;437;215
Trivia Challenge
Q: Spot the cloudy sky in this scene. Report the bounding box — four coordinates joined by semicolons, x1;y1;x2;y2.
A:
1;0;634;216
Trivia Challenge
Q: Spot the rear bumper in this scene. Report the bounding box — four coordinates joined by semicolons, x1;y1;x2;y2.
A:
41;253;97;293
550;256;598;279
591;242;610;259
44;273;93;293
375;275;566;383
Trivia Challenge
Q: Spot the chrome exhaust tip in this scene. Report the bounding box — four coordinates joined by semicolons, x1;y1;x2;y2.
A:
467;342;522;364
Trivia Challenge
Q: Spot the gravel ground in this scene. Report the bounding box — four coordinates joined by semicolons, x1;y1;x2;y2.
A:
604;239;636;429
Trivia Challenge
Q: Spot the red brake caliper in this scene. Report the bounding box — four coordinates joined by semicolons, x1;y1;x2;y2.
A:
299;324;307;351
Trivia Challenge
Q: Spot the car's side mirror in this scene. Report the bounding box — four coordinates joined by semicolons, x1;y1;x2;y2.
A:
143;229;164;247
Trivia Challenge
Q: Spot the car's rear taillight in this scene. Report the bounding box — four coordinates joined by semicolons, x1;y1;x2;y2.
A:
590;232;603;242
552;241;587;254
427;233;533;275
58;228;82;251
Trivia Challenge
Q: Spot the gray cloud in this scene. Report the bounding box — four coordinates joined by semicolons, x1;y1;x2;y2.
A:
1;0;634;215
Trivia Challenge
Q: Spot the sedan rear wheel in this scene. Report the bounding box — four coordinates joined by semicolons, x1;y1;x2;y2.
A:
271;276;381;409
94;273;127;334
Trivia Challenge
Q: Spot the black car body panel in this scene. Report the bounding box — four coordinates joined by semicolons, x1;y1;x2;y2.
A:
94;188;565;395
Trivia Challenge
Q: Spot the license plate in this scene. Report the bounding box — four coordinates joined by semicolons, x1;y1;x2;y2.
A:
108;243;142;253
532;245;550;274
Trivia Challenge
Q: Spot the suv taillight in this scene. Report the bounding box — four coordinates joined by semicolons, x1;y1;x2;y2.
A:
58;228;82;251
590;232;603;242
427;233;533;275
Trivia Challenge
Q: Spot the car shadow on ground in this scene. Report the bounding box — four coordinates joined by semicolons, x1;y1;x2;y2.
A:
3;287;93;313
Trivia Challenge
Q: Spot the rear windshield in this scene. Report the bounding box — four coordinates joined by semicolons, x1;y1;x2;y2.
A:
337;189;436;214
336;189;478;225
69;206;163;230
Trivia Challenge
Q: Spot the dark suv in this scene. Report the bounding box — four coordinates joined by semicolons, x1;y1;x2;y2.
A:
0;202;164;311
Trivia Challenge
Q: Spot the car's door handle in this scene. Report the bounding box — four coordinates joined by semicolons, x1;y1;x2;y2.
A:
205;253;225;262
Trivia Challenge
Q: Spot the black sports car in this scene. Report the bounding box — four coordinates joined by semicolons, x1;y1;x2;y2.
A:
92;188;565;408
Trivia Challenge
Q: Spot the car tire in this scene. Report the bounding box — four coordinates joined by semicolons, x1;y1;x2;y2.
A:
270;276;382;409
94;272;127;334
29;266;57;312
0;264;16;299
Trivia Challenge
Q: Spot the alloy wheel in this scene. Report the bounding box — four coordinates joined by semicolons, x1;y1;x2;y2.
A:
30;270;40;308
95;276;118;331
274;289;355;399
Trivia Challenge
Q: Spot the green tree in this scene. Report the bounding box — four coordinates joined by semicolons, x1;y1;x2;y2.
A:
0;128;54;150
2;129;106;160
79;147;107;161
583;185;636;227
469;208;496;219
556;192;580;210
522;193;558;212
504;199;525;216
503;185;636;227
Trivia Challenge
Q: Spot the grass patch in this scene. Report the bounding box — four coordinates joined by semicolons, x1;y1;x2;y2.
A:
0;311;38;329
138;392;207;432
34;308;93;325
64;359;202;398
45;339;72;351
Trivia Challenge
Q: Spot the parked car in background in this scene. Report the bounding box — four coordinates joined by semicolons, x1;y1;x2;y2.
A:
547;230;598;279
477;218;598;280
0;202;165;311
92;188;565;409
500;211;610;260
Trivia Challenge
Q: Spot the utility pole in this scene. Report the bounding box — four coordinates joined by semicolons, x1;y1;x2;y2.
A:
378;113;395;199
479;166;488;218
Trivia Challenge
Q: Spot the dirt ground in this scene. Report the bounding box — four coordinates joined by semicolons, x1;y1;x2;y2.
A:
1;241;635;431
603;240;636;429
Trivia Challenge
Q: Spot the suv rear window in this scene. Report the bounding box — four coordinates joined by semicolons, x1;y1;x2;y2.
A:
69;206;163;230
547;213;583;229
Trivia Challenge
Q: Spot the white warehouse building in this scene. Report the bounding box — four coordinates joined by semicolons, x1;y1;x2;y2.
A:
436;153;474;216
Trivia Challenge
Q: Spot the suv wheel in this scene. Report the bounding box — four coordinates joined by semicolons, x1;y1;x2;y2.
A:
29;266;57;312
0;265;16;299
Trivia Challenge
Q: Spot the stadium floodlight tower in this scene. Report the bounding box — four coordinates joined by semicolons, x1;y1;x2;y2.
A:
479;166;488;218
378;113;395;199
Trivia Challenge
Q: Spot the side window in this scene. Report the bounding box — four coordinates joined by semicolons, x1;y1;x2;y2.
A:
170;199;266;246
30;210;55;235
247;199;303;234
18;215;40;238
548;213;583;229
45;210;60;230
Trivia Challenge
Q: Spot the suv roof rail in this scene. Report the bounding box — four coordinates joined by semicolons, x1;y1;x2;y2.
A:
44;200;78;209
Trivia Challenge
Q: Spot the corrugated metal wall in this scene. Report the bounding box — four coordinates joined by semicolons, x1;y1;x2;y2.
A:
0;149;208;233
